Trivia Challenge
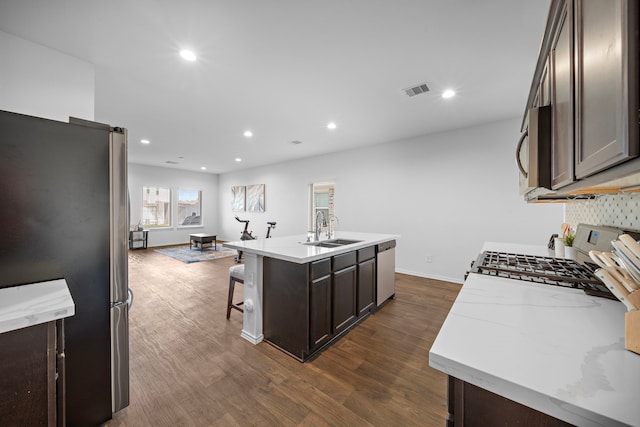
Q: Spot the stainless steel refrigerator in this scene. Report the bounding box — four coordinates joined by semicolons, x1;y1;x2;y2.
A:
0;110;130;426
107;122;131;414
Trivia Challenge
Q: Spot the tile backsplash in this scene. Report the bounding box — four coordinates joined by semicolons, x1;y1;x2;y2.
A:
564;193;640;232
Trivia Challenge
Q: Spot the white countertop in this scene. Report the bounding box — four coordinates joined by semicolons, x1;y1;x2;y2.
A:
429;242;640;427
224;231;398;263
0;279;75;334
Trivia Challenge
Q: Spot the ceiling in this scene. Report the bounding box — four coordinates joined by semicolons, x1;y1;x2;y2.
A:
0;0;550;174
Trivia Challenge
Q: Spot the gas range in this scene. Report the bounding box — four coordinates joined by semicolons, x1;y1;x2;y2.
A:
470;250;614;299
468;224;640;300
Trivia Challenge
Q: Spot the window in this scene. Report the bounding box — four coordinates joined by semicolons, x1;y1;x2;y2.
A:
315;192;330;223
177;189;202;227
309;182;335;231
142;186;171;228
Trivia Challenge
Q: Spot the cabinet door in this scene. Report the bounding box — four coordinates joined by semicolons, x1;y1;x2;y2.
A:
448;377;573;427
574;0;639;178
530;58;549;108
310;275;332;351
332;266;357;334
551;1;575;189
0;322;56;426
357;258;375;316
538;58;551;107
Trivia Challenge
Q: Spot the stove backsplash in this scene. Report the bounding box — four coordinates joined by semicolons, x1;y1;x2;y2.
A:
564;193;640;232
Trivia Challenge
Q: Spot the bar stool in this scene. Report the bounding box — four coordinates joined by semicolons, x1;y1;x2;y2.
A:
226;264;244;319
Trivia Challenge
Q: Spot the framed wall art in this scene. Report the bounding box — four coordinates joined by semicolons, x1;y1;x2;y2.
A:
231;186;245;212
246;184;265;212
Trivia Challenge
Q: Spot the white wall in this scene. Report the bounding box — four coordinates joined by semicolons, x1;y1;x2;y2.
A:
1;32;561;282
0;31;94;121
218;117;563;283
128;164;219;247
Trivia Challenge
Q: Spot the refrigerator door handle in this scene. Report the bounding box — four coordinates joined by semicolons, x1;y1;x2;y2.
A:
126;288;133;310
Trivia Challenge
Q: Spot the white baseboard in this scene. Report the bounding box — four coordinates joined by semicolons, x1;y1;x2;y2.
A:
394;268;464;285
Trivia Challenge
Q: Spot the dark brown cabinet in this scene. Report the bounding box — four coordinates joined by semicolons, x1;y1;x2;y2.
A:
262;257;308;360
309;274;331;351
447;377;573;427
357;248;376;315
574;0;639;178
551;0;574;189
263;246;376;361
539;59;551;107
331;251;358;335
0;321;61;427
531;57;551;109
521;0;640;198
332;265;357;334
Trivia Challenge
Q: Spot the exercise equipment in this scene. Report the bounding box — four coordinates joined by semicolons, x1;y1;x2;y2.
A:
234;217;277;262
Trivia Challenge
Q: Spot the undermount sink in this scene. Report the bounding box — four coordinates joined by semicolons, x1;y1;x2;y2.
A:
303;238;363;248
328;239;363;245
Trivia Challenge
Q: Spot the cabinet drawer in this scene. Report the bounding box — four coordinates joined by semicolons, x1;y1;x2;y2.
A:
310;258;331;280
357;246;375;262
333;251;357;271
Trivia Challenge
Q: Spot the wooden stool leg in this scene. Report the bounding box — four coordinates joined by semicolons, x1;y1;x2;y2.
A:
226;277;235;320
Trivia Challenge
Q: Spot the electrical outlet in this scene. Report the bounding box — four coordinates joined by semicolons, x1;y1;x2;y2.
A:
425;255;433;263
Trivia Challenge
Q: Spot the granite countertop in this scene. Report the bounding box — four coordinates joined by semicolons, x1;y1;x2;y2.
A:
0;279;75;334
429;242;640;427
224;231;398;264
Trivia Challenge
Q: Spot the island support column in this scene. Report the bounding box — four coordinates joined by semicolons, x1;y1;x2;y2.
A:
240;253;264;344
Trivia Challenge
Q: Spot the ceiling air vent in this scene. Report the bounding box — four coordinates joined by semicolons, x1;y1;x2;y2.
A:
165;160;179;165
404;82;430;97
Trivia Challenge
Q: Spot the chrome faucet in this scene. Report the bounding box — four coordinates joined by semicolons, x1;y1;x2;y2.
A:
315;211;326;241
327;215;339;238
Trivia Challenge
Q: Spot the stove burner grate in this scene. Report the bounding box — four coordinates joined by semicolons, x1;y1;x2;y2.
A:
470;251;614;299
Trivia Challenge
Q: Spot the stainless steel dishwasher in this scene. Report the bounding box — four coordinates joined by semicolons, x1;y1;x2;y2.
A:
376;240;396;307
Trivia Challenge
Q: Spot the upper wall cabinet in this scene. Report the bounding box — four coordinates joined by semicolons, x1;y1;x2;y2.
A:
551;1;574;189
574;0;639;179
520;0;639;199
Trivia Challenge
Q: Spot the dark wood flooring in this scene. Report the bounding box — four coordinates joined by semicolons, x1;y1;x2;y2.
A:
106;248;461;426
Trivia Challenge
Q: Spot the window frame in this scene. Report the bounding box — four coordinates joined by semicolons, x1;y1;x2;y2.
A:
141;186;172;228
177;188;203;228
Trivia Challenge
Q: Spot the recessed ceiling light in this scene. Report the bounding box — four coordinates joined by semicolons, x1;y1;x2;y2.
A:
442;89;456;99
244;130;253;138
235;158;242;162
327;122;337;130
200;166;207;170
180;50;197;61
141;139;150;144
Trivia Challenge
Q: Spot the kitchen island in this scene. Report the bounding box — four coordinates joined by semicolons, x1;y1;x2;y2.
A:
430;242;640;427
224;231;398;360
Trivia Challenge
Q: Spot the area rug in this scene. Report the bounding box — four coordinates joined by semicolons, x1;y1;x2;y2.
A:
154;245;237;264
